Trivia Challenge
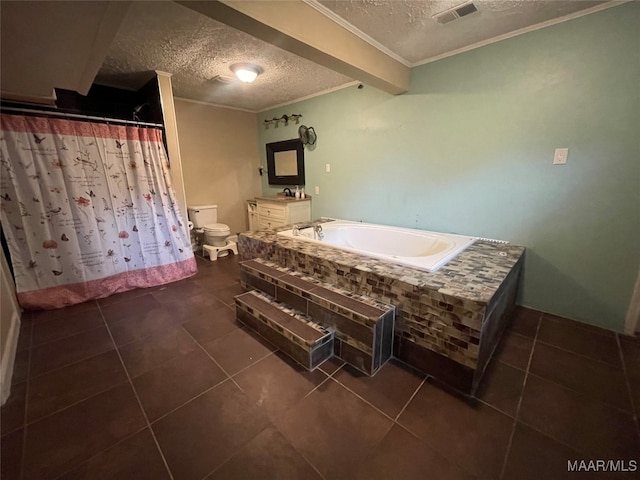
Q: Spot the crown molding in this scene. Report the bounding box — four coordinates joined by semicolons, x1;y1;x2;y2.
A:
258;81;359;113
173;96;256;114
412;0;628;68
302;0;412;68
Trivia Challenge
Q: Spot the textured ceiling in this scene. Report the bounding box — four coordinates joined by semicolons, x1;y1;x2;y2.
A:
96;0;612;111
318;0;609;63
96;1;354;112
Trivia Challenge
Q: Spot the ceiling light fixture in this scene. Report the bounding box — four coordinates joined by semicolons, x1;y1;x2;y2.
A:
230;63;263;83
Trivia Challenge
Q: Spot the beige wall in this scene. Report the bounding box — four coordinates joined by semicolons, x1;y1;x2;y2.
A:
0;248;19;354
1;247;21;404
157;72;189;238
174;99;261;234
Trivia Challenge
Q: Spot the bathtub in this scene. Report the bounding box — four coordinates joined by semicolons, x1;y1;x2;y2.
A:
277;219;477;272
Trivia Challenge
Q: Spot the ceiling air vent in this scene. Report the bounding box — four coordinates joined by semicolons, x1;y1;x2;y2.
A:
432;1;478;24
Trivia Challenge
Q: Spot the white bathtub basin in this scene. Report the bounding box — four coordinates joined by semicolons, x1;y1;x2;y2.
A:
277;219;477;272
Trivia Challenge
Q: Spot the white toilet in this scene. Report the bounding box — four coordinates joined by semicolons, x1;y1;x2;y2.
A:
187;204;238;261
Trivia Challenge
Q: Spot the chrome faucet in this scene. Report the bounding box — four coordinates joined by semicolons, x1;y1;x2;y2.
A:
292;223;323;240
292;223;313;236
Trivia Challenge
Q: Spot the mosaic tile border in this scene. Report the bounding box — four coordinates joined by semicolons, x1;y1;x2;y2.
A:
242;258;393;329
240;258;395;376
238;290;331;348
235;290;334;371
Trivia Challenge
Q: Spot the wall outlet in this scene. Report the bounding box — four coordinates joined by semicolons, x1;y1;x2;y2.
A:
553;148;569;165
314;186;320;195
325;163;331;173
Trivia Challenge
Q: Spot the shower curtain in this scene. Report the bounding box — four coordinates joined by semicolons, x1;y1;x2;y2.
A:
0;114;197;309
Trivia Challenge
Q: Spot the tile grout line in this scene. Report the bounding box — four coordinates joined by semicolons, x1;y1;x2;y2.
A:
182;326;247;392
328;376;396;423
195;428;262;480
521;370;635;415
302;375;333;400
293;447;329;480
504;323;637;416
394;375;427;423
499;313;542;480
233;337;335;480
201;423;329;480
318;360;345;378
390;374;480;479
541;313;618;338
615;333;640;440
473;392;519;420
120;290;282;425
270;422;330;480
228;348;279;384
28;311;225;385
16;264;242;479
23;343;113;385
23;380;130;428
535;337;623;369
300;358;347;399
499;330;638;460
26;322;114;381
50;425;150;480
96;302;176;480
147;377;230;426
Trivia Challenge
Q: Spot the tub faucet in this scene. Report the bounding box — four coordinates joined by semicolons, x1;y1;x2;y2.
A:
292;223;323;240
292;223;313;236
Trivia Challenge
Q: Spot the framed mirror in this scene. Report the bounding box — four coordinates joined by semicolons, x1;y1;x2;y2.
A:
266;139;305;186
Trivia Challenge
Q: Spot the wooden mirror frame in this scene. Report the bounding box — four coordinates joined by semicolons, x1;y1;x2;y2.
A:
266;138;305;186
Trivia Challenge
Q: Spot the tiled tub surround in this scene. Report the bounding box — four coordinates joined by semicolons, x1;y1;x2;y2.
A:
239;258;395;376
277;219;477;272
238;227;524;395
236;290;334;371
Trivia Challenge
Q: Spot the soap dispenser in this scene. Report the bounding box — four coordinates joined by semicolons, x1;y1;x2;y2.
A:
295;186;300;199
300;187;305;199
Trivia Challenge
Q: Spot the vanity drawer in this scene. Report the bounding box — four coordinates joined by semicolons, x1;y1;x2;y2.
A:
258;217;286;229
258;204;286;219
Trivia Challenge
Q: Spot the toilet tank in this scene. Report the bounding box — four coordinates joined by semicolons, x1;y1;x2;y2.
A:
187;205;218;228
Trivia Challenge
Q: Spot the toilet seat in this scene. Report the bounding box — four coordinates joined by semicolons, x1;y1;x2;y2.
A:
203;223;230;233
201;222;231;250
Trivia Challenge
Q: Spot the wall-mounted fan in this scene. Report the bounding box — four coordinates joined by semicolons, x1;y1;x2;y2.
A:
298;125;317;146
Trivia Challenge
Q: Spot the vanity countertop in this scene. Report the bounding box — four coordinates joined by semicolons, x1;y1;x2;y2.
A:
255;195;312;203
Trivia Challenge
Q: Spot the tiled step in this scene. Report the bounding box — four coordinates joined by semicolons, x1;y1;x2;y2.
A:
235;290;334;371
239;258;395;376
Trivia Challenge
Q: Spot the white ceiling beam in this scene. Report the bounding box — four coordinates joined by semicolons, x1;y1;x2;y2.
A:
178;0;410;95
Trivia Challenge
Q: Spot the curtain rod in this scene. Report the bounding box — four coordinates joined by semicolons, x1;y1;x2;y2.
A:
0;106;164;128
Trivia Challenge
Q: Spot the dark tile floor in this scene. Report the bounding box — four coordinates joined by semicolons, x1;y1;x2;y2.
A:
2;255;640;480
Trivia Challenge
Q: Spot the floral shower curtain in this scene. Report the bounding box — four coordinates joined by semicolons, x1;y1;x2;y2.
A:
0;114;197;309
